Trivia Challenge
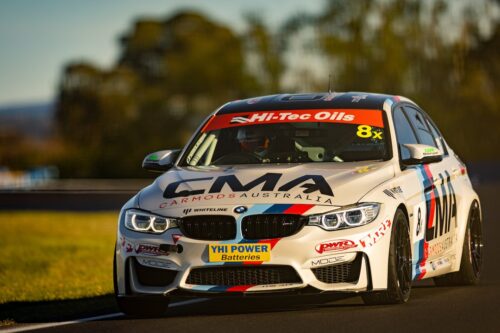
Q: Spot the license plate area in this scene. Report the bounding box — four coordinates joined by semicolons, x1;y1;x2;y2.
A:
208;243;271;262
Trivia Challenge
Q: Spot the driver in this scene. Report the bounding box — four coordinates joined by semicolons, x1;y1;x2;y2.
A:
236;126;270;158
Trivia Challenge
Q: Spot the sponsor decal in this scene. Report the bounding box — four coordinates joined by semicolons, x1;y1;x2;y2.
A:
310;254;348;267
414;166;457;280
351;94;367;102
209;243;271;262
182;207;228;215
163;173;333;199
126;243;133;253
323;93;339;101
354;165;377;174
383;186;403;199
120;236;134;253
430;257;450;271
426;171;456;242
428;235;453;257
234;206;247;214
135;243;169;256
383;189;396;199
251;283;300;289
359;219;392;248
315;239;357;254
147;154;159;161
202;109;384;132
416;207;422;236
423;147;439;156
171;234;182;244
159;192;333;208
120;237;169;256
136;257;180;270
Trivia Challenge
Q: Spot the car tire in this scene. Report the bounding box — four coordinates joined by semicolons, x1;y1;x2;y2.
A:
434;201;482;286
113;247;170;317
362;208;412;305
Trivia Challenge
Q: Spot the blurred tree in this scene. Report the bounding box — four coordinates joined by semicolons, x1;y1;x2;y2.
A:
284;0;499;161
55;11;261;177
51;3;499;177
243;13;286;94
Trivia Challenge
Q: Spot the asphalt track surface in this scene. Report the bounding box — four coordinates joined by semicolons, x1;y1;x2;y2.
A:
11;184;500;332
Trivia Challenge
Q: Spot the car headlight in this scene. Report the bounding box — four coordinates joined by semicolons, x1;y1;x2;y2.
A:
124;209;178;234
308;203;380;230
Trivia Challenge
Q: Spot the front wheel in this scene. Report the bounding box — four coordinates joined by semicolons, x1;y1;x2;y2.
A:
113;247;170;317
362;209;412;305
434;201;483;286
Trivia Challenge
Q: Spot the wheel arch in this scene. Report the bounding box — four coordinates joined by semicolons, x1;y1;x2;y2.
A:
452;196;482;272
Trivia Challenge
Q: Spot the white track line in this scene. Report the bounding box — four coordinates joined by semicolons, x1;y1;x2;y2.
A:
169;298;209;308
1;298;209;333
1;313;123;333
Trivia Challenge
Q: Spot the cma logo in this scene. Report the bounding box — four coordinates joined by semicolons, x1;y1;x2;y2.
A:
163;173;334;199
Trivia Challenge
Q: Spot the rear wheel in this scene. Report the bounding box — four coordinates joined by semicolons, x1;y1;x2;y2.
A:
434;201;482;286
113;247;169;317
362;209;412;305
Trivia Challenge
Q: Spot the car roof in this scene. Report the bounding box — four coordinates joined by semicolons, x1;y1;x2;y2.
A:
217;92;413;115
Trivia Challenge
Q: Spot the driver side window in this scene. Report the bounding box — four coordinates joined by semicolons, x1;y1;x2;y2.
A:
393;107;418;161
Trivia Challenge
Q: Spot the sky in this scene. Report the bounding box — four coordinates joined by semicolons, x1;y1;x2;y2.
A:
0;0;323;106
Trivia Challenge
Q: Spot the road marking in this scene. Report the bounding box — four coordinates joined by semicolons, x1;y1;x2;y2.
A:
170;298;209;308
1;298;209;333
1;313;124;333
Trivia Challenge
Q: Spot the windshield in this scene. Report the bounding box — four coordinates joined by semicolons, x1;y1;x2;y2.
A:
182;109;388;166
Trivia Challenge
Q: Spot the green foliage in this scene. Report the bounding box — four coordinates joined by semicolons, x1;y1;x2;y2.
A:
292;0;499;160
52;3;499;177
56;11;264;177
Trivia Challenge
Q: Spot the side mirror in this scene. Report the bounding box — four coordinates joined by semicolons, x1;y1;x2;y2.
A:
142;149;181;172
403;144;443;165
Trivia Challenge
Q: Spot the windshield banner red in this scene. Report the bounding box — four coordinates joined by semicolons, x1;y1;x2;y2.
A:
203;109;384;132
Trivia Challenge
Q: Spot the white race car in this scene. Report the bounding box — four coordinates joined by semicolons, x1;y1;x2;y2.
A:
114;92;483;316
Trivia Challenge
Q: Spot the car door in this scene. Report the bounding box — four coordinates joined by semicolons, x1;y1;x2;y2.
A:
403;105;458;275
390;105;430;279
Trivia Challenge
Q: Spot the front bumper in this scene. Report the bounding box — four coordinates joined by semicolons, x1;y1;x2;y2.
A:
115;206;393;296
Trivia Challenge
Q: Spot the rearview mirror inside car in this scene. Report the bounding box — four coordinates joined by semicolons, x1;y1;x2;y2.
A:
142;149;180;172
402;144;443;165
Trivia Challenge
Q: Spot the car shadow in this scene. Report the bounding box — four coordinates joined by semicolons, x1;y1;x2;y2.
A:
0;280;455;325
0;294;118;325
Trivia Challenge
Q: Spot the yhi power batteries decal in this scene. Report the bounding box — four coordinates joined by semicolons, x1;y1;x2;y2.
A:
203;109;384;132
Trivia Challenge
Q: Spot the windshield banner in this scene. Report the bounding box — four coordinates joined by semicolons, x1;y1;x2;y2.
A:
203;109;384;132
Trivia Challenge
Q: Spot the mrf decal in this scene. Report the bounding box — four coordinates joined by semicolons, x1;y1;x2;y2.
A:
163;172;333;199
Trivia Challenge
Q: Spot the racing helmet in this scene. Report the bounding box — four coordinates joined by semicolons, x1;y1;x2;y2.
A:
236;126;269;152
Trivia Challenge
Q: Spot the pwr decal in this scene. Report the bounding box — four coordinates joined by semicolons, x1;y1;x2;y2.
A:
315;239;357;254
203;109;384;132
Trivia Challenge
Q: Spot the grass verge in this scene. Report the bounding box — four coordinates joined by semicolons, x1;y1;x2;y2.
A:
0;211;119;324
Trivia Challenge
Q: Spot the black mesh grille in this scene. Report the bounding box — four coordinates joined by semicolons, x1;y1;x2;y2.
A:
179;215;236;240
311;254;363;284
186;266;302;286
133;259;177;287
242;214;307;239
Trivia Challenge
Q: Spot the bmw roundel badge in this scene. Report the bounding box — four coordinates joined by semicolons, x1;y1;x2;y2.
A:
234;206;247;214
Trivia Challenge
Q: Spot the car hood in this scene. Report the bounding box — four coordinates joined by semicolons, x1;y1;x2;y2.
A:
138;161;395;216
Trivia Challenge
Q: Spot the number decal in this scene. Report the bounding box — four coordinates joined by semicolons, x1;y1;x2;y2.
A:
356;125;372;138
357;125;383;139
